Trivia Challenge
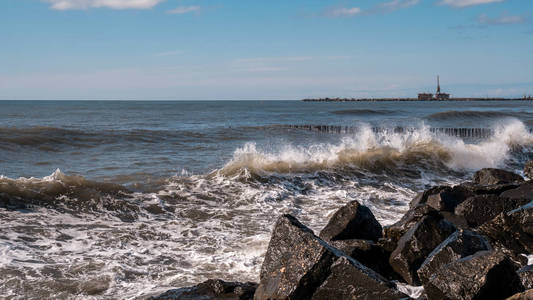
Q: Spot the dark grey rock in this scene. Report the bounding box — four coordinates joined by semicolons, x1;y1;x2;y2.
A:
501;182;533;202
383;204;438;245
459;182;521;196
517;265;533;290
389;215;457;285
311;256;407;300
150;279;257;300
409;186;449;209
524;160;533;180
455;194;530;228
417;230;491;285
319;201;382;242
473;168;524;186
424;250;522;300
329;239;401;281
478;201;533;254
425;185;474;212
507;289;533;300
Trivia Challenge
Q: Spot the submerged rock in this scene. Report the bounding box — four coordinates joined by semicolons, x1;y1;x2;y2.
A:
319;201;382;242
150;279;257;300
389;214;456;285
473;168;524;186
424;251;522;300
417;230;491;285
311;256;407;300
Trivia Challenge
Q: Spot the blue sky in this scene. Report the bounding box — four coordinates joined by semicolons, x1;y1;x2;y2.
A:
1;0;532;100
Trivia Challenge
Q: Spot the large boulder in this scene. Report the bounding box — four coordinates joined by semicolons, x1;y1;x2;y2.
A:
319;201;382;242
417;230;491;285
473;168;524;186
524;160;533;180
254;214;404;300
389;214;456;285
311;256;407;300
424;250;522;300
150;279;257;300
455;194;530;228
478;201;533;254
409;186;449;209
459;181;520;196
329;239;400;281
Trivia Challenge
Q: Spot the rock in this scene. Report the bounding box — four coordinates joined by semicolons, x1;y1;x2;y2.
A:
517;265;533;290
425;185;474;212
524;160;533;180
424;250;522;300
383;204;437;245
459;181;521;196
455;194;530;228
506;289;533;300
409;186;449;209
329;239;401;281
478;201;533;254
311;256;407;300
417;229;491;285
254;214;405;300
501;182;533;202
473;168;524;185
150;279;257;300
389;214;456;285
319;201;382;242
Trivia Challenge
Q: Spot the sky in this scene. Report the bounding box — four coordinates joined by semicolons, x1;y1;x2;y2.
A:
1;0;532;100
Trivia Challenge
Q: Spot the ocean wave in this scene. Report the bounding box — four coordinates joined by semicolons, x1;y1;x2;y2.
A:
218;119;533;178
426;110;533;121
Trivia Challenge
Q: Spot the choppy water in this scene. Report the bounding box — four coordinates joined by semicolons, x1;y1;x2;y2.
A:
1;100;533;299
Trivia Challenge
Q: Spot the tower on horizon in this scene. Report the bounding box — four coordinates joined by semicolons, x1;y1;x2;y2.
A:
435;75;449;100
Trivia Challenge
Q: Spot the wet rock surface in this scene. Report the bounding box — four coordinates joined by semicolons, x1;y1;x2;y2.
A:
455;194;529;228
319;200;382;242
524;160;533;180
424;250;523;300
473;168;524;185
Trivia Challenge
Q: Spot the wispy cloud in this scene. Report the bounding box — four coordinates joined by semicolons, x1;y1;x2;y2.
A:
323;0;419;18
44;0;164;10
439;0;506;8
166;5;201;15
478;13;526;25
325;7;362;17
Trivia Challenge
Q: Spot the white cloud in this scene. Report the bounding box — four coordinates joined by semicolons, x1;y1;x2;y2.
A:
478;13;526;25
44;0;164;10
325;7;362;17
166;6;201;15
439;0;506;8
378;0;419;12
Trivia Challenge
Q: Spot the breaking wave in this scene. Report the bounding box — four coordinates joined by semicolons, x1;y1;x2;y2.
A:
330;109;394;115
426;110;533;121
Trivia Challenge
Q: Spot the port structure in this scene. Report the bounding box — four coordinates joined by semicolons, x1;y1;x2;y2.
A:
418;76;450;100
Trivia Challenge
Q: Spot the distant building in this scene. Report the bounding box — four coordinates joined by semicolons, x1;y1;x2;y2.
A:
418;76;450;100
418;93;433;100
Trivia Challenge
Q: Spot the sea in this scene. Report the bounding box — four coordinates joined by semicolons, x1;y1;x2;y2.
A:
1;100;533;299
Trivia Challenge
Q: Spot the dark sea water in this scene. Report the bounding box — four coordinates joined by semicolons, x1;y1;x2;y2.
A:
1;100;533;299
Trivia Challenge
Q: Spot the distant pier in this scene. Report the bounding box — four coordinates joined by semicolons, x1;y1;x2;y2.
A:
302;97;533;102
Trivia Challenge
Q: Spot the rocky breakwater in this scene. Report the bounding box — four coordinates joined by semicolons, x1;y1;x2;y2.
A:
150;165;533;300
